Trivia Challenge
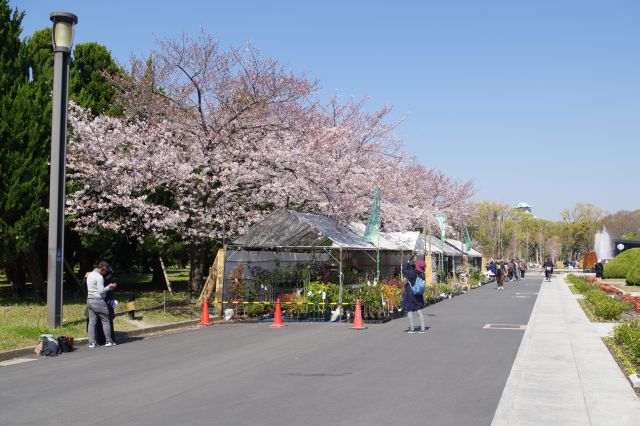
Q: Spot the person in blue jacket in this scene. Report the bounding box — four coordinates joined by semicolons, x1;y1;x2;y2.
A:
402;255;426;334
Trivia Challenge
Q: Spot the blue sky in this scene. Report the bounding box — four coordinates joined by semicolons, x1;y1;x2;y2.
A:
12;0;640;220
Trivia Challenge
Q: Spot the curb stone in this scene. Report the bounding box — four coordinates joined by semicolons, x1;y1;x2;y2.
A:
0;319;202;363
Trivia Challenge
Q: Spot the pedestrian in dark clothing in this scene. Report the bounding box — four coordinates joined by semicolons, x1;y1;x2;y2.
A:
519;260;526;278
508;259;516;281
401;255;426;334
594;260;604;279
543;259;554;282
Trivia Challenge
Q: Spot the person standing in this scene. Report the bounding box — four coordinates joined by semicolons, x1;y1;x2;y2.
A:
401;255;426;334
85;266;117;345
512;259;520;281
594;259;604;279
99;267;117;344
86;261;117;348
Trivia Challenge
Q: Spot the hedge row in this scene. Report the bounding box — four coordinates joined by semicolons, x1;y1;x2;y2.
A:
604;248;640;282
613;319;640;364
585;290;630;321
567;274;630;321
567;274;596;293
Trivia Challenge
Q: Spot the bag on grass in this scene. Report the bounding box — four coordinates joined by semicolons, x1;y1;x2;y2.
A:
39;334;62;357
57;336;74;352
409;276;426;295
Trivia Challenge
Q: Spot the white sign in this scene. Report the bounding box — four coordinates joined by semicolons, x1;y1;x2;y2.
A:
617;243;625;251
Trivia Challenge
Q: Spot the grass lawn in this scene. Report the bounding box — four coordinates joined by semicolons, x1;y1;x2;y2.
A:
0;269;200;351
604;279;640;293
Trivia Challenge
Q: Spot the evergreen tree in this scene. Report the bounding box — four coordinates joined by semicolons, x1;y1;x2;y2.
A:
70;42;122;116
0;26;53;299
0;0;31;297
0;3;121;298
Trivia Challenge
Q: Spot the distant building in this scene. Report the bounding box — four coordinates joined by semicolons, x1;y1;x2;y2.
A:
514;202;533;215
614;239;640;256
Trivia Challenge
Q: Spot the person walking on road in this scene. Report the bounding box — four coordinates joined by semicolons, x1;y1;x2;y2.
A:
512;259;520;281
493;260;504;290
519;259;526;278
401;255;426;334
543;259;554;282
488;259;496;280
87;261;118;348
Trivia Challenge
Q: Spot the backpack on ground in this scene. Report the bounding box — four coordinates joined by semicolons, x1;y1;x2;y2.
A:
57;336;74;352
38;335;62;357
409;276;426;295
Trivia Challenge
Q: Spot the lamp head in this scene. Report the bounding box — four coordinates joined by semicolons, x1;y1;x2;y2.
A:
50;12;78;53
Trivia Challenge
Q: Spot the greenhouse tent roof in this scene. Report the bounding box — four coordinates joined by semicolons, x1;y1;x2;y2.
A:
351;224;463;256
444;238;483;258
231;209;374;249
348;223;426;252
424;235;462;256
231;209;481;257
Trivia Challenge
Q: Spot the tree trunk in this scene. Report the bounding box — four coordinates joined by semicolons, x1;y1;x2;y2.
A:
5;259;27;298
189;241;209;293
64;259;86;297
151;254;172;292
77;247;93;280
23;248;46;301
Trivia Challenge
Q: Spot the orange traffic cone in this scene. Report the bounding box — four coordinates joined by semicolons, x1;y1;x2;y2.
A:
199;298;211;326
352;299;364;330
270;297;284;328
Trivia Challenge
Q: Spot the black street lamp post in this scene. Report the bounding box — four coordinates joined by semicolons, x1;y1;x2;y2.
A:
46;12;78;328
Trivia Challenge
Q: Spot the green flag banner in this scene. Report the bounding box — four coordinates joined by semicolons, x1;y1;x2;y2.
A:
364;187;381;244
437;214;446;241
464;226;472;252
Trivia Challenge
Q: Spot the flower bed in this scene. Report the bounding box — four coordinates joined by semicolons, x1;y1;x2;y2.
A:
567;274;632;321
584;275;640;313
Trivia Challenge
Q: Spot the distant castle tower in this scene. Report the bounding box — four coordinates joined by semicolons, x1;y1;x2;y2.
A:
514;202;533;214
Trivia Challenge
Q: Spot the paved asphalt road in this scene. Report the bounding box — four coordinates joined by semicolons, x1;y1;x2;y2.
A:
0;277;542;426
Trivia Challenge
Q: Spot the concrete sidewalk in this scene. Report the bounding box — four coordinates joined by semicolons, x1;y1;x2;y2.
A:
492;275;640;425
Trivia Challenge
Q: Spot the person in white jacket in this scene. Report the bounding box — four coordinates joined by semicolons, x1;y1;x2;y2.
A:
86;261;118;348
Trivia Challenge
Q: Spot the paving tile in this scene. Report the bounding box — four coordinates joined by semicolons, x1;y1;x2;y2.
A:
492;275;640;426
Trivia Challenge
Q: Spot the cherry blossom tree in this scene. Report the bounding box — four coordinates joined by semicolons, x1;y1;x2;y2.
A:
67;31;476;291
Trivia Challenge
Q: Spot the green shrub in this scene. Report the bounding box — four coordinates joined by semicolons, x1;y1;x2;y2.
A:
424;287;437;303
613;320;640;363
244;303;266;317
470;268;484;284
566;274;595;294
604;248;640;279
585;290;630;321
306;282;340;305
435;283;450;295
626;265;640;286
